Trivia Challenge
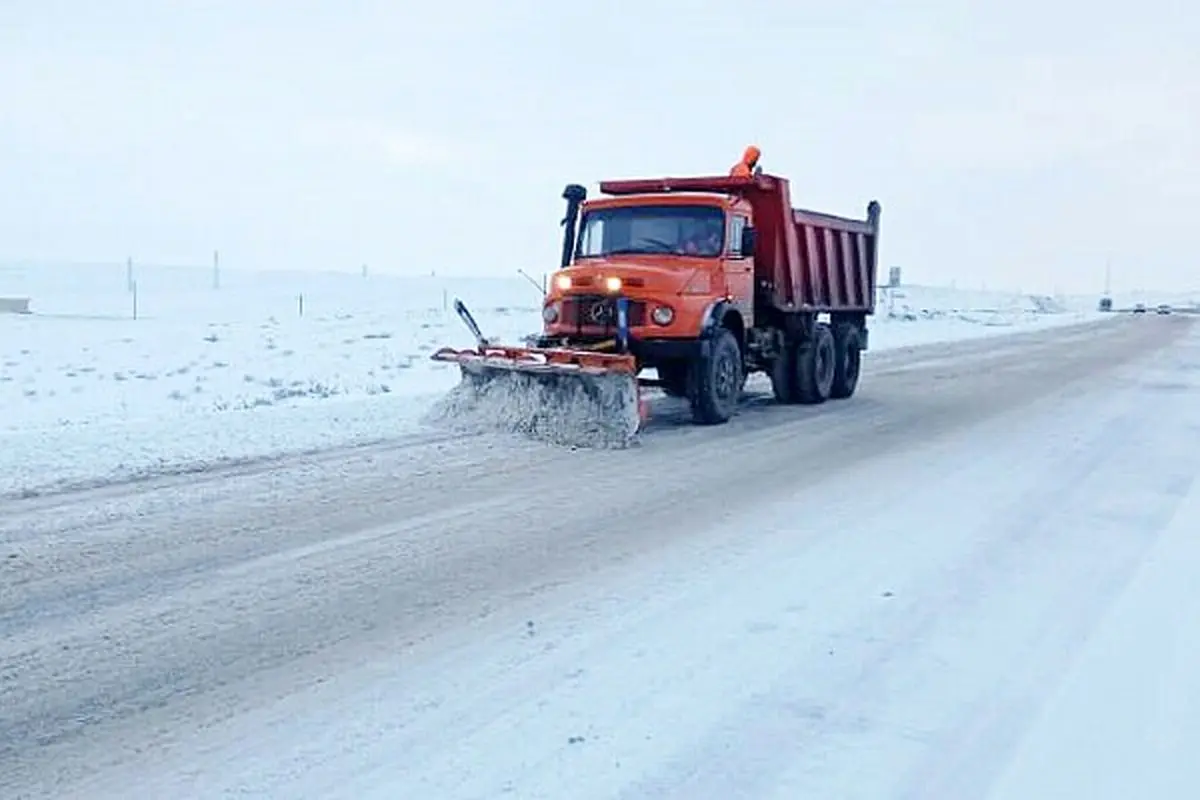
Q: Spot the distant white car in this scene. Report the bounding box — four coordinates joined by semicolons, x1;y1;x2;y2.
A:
1156;304;1171;315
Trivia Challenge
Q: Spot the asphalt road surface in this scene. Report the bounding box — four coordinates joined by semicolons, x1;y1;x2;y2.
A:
3;314;1198;799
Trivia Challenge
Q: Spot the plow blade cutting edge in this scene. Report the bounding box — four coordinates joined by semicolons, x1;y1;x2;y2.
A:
429;344;647;448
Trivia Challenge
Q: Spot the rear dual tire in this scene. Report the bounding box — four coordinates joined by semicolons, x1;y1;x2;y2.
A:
795;324;836;404
771;322;861;405
829;324;862;399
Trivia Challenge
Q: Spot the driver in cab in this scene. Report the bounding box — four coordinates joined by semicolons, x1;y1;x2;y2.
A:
682;221;723;257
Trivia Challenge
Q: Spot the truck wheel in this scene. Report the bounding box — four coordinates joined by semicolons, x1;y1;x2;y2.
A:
656;362;689;398
690;328;743;424
795;323;835;404
770;340;800;404
830;324;862;399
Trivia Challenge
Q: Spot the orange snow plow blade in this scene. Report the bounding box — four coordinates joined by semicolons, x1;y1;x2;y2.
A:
431;344;638;377
428;344;647;448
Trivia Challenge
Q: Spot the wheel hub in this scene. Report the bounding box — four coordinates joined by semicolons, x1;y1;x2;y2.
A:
715;354;736;399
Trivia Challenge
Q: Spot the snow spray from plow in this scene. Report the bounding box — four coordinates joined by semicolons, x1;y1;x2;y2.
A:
424;299;646;448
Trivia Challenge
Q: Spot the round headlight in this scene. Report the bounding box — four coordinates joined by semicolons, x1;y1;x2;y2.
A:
651;305;674;326
542;303;559;323
604;276;622;292
555;274;572;290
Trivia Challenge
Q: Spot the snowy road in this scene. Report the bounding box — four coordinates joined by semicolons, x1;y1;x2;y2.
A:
2;314;1198;799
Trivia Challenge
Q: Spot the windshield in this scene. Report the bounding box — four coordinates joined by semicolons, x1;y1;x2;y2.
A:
576;204;726;258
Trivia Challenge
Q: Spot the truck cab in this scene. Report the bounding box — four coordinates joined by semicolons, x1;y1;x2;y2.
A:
539;191;757;360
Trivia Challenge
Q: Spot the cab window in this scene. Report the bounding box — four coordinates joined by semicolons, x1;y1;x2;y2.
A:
728;216;748;257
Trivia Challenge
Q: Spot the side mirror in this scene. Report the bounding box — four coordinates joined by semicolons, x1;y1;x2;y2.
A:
740;226;757;257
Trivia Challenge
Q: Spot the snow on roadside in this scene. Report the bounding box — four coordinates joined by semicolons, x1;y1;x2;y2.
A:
870;285;1103;349
0;265;1107;497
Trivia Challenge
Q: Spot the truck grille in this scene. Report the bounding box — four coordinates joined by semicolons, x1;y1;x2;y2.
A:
562;295;646;332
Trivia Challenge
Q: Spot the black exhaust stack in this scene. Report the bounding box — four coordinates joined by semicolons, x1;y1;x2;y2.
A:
560;183;588;269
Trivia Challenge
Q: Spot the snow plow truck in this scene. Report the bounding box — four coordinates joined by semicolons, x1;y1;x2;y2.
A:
431;152;882;445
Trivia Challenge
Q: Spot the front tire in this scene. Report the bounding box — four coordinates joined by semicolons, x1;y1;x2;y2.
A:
690;328;743;424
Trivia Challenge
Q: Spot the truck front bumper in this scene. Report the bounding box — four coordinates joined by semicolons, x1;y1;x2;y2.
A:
533;333;703;365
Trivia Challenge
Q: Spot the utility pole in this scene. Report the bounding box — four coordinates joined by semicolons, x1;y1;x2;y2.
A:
1104;259;1112;295
213;250;221;290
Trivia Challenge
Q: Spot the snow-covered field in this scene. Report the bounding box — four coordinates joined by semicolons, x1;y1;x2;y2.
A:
1;264;1106;496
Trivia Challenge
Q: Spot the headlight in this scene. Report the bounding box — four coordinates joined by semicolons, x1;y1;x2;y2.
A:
604;276;622;292
555;274;572;290
542;303;559;323
651;305;674;325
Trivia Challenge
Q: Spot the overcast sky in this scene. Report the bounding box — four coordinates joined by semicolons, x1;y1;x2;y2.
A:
1;0;1196;294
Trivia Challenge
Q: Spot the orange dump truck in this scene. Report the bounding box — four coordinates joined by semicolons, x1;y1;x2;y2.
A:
433;157;882;444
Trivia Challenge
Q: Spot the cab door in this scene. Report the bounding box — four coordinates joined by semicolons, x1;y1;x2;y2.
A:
724;213;755;326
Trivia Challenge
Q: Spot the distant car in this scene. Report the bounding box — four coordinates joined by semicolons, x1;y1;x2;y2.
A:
1098;297;1113;312
1156;304;1171;315
1133;303;1146;313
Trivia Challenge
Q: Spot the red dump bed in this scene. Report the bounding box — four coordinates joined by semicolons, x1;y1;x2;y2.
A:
598;174;882;314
